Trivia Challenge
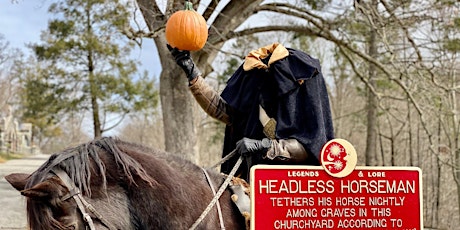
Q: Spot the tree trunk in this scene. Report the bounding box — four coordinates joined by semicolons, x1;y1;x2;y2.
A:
457;147;460;222
85;4;101;139
134;0;197;159
155;35;197;159
91;89;102;139
452;70;460;223
365;3;378;166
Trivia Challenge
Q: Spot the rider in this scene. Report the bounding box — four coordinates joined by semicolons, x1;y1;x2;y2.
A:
169;43;334;180
169;43;334;227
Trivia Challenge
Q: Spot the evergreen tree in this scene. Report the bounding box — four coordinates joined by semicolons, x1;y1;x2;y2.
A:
22;0;157;138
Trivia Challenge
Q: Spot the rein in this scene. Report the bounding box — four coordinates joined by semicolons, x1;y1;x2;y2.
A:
201;167;225;230
189;150;243;230
51;168;117;230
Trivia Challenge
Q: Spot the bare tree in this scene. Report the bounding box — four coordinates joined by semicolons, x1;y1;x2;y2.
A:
0;35;21;111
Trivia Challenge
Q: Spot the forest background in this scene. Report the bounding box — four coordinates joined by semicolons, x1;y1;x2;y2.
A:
0;0;459;229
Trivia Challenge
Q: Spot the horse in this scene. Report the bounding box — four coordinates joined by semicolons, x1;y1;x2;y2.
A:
5;137;246;230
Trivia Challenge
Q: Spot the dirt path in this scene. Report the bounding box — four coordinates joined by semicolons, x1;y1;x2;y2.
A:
0;154;49;230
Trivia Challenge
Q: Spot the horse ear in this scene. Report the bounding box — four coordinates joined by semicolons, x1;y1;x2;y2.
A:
5;173;30;191
21;178;59;199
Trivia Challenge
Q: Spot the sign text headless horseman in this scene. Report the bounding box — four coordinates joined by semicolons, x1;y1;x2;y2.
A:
250;139;423;230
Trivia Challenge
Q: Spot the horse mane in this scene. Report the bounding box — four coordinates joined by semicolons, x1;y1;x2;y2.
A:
26;136;156;196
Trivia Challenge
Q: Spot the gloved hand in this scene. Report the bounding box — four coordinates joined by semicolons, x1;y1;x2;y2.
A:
167;44;201;81
236;137;272;156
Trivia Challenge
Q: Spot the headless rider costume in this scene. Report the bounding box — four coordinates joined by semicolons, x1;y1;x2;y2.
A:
169;43;334;181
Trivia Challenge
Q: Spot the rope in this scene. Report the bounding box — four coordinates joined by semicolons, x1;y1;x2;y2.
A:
201;168;226;230
210;149;238;169
189;155;244;230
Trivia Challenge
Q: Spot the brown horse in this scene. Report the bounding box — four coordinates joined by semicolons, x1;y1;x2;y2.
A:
5;137;246;230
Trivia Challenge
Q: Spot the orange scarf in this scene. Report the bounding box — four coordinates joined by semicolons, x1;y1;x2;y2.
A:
243;43;289;71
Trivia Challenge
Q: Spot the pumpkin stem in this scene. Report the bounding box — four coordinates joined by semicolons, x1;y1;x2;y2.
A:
184;1;194;11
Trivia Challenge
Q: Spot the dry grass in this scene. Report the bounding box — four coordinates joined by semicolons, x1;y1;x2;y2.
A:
0;153;24;163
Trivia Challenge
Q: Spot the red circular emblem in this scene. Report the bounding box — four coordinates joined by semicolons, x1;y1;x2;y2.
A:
320;139;357;178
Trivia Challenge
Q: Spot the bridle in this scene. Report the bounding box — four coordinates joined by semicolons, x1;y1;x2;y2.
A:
52;168;117;230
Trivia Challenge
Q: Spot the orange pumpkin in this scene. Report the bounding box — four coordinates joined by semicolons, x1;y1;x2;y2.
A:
165;1;208;51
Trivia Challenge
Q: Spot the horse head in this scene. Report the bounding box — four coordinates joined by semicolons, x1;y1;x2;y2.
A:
6;172;91;230
5;138;148;230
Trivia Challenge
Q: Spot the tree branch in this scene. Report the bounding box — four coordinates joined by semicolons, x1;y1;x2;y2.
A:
257;2;326;24
209;25;317;44
208;0;263;47
203;0;220;21
121;25;163;46
135;0;166;31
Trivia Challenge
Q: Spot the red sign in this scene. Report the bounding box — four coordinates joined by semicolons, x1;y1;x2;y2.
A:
250;165;422;230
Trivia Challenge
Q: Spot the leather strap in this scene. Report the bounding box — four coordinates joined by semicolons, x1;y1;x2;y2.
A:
52;168;117;230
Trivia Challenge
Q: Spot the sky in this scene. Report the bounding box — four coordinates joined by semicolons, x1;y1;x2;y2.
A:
0;0;162;78
0;0;164;136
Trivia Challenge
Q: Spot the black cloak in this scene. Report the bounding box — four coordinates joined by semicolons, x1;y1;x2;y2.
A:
220;48;334;180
